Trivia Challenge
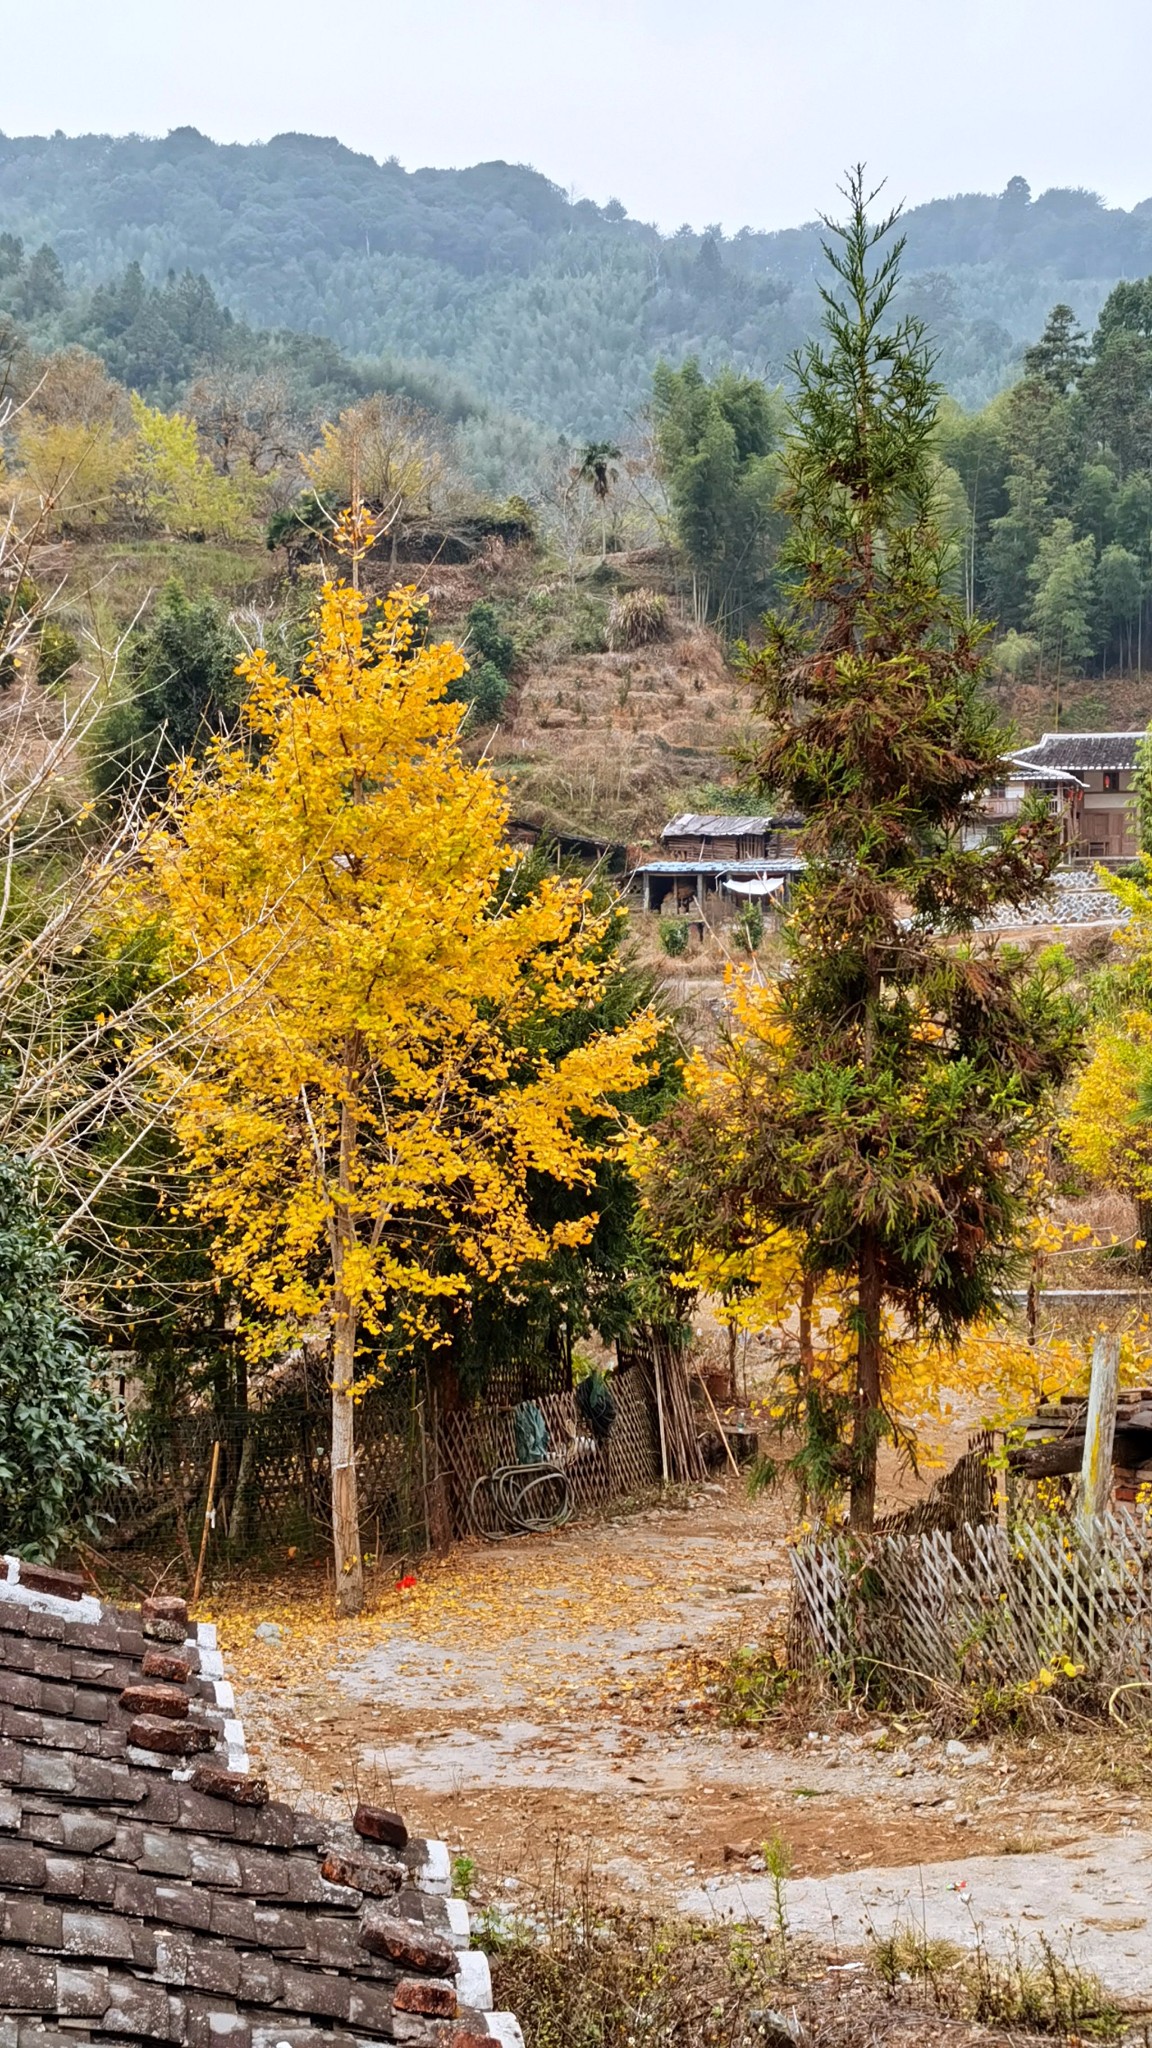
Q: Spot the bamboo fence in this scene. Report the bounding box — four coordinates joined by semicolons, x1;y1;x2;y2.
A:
790;1507;1152;1708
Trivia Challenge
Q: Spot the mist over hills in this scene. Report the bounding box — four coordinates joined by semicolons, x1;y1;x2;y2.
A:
3;129;1152;432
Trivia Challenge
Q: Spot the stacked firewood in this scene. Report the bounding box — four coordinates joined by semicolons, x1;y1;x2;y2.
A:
1009;1386;1152;1501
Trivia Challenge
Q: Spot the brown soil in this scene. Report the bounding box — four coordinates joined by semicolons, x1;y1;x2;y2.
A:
215;1483;1148;1913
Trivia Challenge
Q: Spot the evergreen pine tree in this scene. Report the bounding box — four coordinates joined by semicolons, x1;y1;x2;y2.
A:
655;173;1081;1527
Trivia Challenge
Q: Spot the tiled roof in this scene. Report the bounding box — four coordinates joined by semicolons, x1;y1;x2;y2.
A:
1010;733;1144;773
1001;758;1085;787
660;814;799;839
0;1555;518;2048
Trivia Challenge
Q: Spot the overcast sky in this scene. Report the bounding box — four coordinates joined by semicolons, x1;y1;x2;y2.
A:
2;0;1149;232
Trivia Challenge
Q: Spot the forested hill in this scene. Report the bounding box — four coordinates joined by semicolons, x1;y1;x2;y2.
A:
3;130;1152;432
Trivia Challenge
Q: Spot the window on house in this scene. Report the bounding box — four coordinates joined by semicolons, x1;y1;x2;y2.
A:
1103;770;1121;791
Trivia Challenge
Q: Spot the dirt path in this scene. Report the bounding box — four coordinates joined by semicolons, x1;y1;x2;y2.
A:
689;1834;1152;2004
218;1478;1151;2003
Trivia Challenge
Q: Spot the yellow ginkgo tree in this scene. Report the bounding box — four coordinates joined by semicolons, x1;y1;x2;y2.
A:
119;552;658;1612
1065;863;1152;1266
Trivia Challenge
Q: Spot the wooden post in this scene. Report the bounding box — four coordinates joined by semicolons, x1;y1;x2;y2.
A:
192;1440;221;1608
652;1349;669;1484
1078;1333;1120;1535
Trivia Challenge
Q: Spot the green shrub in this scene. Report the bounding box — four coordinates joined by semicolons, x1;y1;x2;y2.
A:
92;579;241;800
734;901;763;952
659;917;689;957
568;593;609;653
466;599;515;677
0;1154;125;1559
452;659;509;724
38;621;82;688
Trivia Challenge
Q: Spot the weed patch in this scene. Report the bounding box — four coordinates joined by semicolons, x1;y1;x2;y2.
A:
872;1923;1124;2036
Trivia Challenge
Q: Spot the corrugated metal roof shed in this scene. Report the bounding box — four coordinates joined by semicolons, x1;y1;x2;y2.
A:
634;857;805;876
660;814;801;838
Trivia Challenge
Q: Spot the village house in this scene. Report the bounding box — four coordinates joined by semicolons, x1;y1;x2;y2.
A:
636;747;1148;927
633;812;804;918
1005;732;1145;861
964;753;1085;854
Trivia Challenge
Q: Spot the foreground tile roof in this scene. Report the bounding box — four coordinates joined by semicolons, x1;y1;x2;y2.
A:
0;1556;520;2048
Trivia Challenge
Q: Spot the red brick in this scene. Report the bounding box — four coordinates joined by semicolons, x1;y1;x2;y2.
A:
17;1563;87;1602
353;1801;409;1849
127;1714;213;1756
394;1977;459;2017
321;1848;404;1896
141;1649;192;1684
141;1595;188;1626
119;1683;189;1720
189;1761;268;1806
359;1911;458;1976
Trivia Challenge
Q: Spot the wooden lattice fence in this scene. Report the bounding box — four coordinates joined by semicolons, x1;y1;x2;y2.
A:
434;1365;661;1537
116;1377;431;1559
875;1432;996;1540
790;1509;1152;1708
110;1359;668;1560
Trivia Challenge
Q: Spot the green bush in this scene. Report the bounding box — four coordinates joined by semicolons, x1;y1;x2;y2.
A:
92;579;241;799
454;659;509;723
734;901;763;952
568;593;609;653
452;599;515;724
659;917;689;957
466;599;515;677
0;1154;125;1559
38;621;82;688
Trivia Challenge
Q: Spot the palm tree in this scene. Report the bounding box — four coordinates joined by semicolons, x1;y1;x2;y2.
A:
574;441;621;562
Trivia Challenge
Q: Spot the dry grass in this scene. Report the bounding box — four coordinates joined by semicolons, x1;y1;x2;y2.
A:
62;537;278;626
485;1858;1127;2048
494;616;748;843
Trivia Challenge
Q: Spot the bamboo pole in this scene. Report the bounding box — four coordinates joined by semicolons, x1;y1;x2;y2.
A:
652;1350;669;1484
192;1440;221;1608
696;1369;741;1479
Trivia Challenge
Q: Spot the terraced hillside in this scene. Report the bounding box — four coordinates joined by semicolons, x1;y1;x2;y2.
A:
363;546;751;849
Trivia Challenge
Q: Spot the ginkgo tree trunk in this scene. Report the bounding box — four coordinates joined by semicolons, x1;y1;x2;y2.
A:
119;537;658;1614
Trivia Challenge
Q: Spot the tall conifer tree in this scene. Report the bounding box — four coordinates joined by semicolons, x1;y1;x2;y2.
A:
654;174;1080;1526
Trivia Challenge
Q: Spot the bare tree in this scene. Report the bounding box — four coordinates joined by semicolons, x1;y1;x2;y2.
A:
301;394;446;564
186;368;299;478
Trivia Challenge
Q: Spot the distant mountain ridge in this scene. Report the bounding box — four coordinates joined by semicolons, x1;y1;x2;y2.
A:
2;131;1151;431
